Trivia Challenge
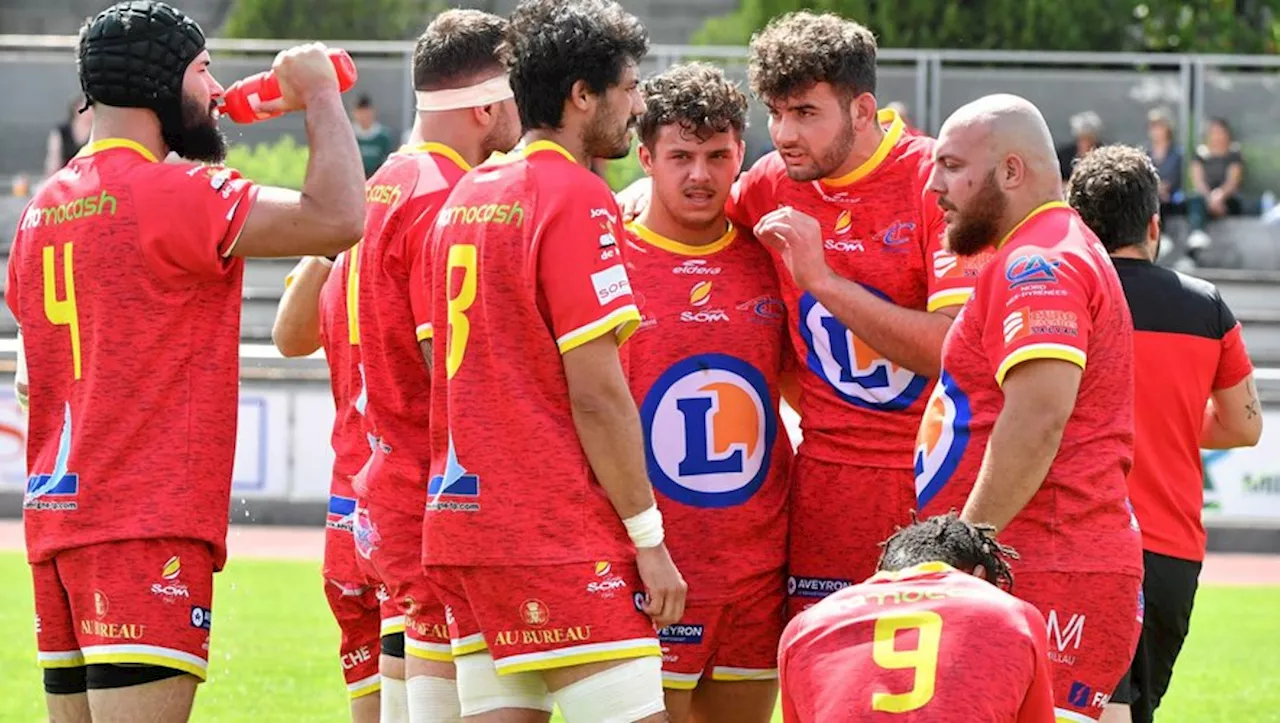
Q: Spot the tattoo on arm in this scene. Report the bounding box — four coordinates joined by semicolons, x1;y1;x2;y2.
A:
1246;379;1260;420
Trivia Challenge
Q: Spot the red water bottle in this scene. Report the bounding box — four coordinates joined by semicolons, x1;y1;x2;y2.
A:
220;48;359;124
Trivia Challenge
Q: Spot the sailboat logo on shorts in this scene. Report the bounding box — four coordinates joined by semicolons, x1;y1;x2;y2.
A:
914;371;972;509
798;289;927;411
640;354;775;509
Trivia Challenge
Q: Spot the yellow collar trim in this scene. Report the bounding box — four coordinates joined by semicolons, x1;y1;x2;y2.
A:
523;140;576;163
399;142;472;171
627;221;737;257
821;108;904;188
868;561;955;582
75;138;158;163
997;201;1071;249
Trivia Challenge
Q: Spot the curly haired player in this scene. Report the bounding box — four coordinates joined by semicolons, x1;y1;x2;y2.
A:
623;61;792;723
416;1;685;721
1067;145;1260;723
622;12;985;617
779;514;1055;723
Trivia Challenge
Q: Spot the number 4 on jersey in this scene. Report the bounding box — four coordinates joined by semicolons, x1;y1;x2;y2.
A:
42;242;82;380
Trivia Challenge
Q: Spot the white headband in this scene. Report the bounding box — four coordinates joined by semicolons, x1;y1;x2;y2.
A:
416;75;514;112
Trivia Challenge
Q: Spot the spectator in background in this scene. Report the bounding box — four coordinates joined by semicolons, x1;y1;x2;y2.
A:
1068;145;1261;723
1145;107;1184;217
1057;110;1103;180
44;94;93;179
1185;117;1246;254
352;94;394;178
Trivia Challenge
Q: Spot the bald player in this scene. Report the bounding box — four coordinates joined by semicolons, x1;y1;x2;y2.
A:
912;94;1142;722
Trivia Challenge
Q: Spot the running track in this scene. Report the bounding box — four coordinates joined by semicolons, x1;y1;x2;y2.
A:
0;520;1277;585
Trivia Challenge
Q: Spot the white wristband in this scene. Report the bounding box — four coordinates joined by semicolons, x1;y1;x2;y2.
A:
623;505;664;549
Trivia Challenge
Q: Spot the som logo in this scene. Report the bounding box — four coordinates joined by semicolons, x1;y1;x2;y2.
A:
824;209;864;252
797;290;927;410
640;354;776;508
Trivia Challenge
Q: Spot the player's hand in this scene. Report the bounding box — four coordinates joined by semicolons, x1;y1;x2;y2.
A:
617;177;653;223
261;42;340;114
755;206;831;292
635;543;687;629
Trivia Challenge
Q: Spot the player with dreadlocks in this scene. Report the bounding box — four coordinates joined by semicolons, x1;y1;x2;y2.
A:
778;513;1056;722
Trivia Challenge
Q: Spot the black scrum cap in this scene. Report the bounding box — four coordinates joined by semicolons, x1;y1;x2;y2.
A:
78;1;206;119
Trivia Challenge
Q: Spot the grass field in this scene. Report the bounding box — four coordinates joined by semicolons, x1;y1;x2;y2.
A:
0;553;1277;722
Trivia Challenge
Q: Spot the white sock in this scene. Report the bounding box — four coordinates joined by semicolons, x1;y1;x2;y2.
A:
407;676;462;723
381;676;410;723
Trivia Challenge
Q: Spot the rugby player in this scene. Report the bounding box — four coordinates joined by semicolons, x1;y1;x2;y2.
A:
624;62;791;722
349;9;519;721
6;1;365;720
629;12;983;616
1065;146;1261;723
273;252;389;722
915;94;1143;721
420;1;686;720
778;514;1055;723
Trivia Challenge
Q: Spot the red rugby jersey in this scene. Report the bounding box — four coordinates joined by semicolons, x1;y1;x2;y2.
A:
915;204;1142;576
315;248;371;577
623;220;792;602
423;140;641;566
353;143;470;508
779;562;1055;723
7;139;257;568
728;109;983;468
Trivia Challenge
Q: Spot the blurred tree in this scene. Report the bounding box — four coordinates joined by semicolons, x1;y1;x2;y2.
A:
223;0;445;41
694;0;1278;54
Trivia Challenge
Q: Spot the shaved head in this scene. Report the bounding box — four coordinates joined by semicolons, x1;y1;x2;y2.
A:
944;94;1060;180
926;94;1065;256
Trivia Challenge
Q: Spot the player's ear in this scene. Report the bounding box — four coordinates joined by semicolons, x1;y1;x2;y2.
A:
638;141;654;176
972;563;989;582
1145;214;1161;260
853;93;877;130
1001;153;1026;190
736;138;747;173
473;104;494;129
570;79;593;113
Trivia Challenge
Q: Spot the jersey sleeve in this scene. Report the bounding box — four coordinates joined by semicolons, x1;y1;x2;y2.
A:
983;250;1094;387
536;187;641;354
1017;605;1057;723
726;155;779;230
403;204;438;343
137;163;259;283
1213;293;1253;390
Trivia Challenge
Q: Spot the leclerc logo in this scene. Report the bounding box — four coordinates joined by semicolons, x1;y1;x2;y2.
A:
640;354;776;508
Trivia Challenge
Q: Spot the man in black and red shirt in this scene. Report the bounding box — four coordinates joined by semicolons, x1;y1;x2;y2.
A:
1067;145;1262;723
